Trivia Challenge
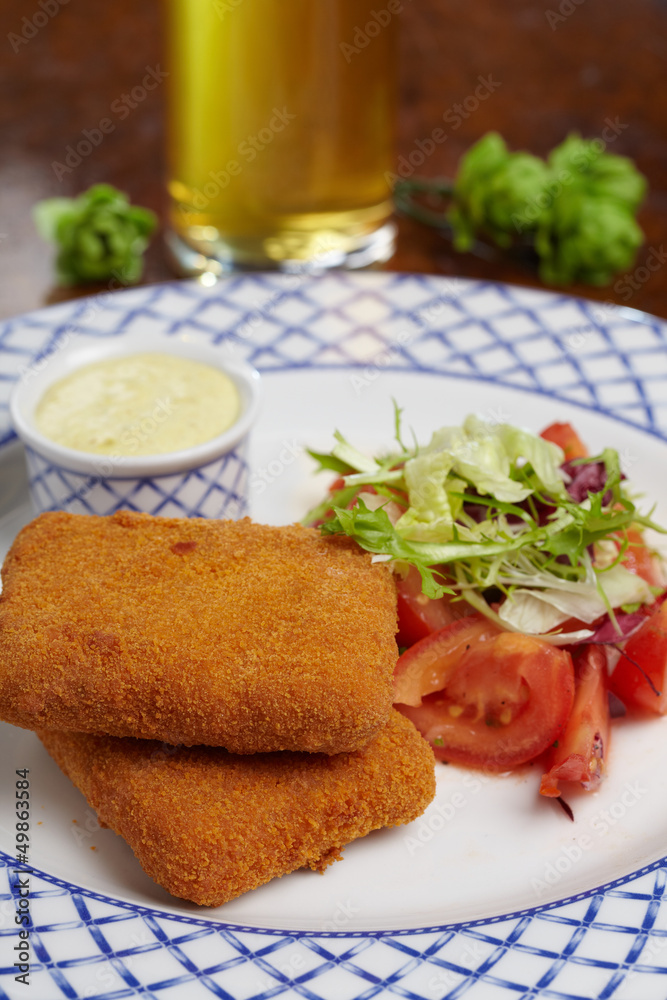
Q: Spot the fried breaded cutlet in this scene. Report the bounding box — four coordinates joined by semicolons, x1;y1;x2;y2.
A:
39;710;435;907
0;511;397;753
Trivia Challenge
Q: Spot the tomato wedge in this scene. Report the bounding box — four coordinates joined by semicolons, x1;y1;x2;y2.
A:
396;565;474;649
540;422;588;461
540;645;610;797
618;526;664;586
394;618;575;770
394;614;500;704
609;599;667;713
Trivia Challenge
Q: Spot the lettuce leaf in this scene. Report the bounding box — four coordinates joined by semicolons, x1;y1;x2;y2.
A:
307;406;666;637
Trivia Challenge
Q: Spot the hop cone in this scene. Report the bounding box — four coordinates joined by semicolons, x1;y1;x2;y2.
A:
548;134;646;211
34;184;157;286
537;135;647;285
536;191;644;286
448;132;551;250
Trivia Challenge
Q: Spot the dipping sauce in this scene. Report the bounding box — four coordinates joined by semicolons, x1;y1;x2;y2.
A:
35;352;241;456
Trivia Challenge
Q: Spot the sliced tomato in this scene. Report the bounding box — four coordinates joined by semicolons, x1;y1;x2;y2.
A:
540;422;589;461
540;645;610;797
618;526;663;586
394;619;575;770
394;614;500;703
609;600;667;713
396;565;474;649
328;476;347;493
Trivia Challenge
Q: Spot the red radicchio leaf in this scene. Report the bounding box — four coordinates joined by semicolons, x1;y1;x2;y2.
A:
584;610;650;645
568;590;667;647
608;691;627;718
561;459;626;504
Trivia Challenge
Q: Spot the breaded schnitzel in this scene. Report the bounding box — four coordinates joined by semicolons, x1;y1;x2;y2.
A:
0;511;397;753
39;710;435;907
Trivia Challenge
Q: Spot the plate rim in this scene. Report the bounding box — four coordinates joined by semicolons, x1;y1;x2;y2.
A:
2;845;667;937
2;271;667;995
1;269;665;452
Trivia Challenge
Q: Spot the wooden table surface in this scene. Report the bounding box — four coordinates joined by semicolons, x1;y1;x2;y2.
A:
1;0;666;322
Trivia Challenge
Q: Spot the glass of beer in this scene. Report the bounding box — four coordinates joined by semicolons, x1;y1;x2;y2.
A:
164;0;397;275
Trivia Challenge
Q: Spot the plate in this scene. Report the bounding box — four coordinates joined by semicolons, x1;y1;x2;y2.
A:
1;272;667;1000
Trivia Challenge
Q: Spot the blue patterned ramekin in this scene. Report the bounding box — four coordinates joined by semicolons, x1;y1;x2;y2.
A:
9;332;261;519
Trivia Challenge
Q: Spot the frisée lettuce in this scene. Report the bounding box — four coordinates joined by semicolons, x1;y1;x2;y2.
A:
304;407;665;645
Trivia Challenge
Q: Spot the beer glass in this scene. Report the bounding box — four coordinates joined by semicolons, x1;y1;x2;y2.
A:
165;0;397;274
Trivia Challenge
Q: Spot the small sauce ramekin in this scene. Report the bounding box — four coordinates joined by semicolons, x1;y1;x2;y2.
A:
10;332;261;519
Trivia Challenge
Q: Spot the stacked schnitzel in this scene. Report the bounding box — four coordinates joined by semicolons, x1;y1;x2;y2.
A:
40;713;434;907
0;511;435;906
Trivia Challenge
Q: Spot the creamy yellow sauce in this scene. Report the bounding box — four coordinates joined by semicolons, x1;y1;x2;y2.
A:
35;353;240;456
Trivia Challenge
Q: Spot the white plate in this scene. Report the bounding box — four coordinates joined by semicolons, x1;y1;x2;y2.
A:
1;273;667;1000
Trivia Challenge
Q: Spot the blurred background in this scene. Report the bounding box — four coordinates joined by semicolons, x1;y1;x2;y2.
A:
0;0;665;319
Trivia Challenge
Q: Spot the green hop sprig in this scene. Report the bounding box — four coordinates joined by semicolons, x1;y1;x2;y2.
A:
34;183;157;286
448;133;552;251
535;136;646;285
547;135;646;210
536;190;645;286
393;132;647;287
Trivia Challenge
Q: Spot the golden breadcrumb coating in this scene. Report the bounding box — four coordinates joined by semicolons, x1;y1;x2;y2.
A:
38;710;435;907
0;511;397;753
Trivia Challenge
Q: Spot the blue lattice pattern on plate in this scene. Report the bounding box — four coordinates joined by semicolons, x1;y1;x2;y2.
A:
1;273;666;448
23;441;250;519
1;273;667;1000
3;856;667;1000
